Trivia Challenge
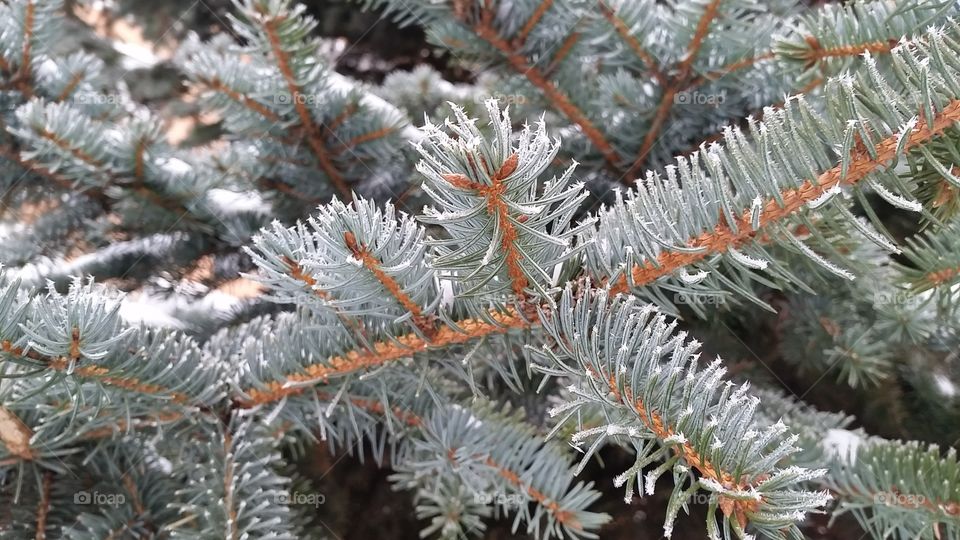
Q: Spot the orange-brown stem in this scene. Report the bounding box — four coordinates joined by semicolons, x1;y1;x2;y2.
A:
544;32;581;76
344;231;425;320
238;309;531;406
34;471;50;540
611;99;960;294
800;36;896;67
244;100;960;407
38;128;102;169
1;340;190;404
55;71;84;102
261;16;349;198
590;364;761;529
485;455;581;528
597;0;666;85
629;86;678;180
442;153;528;296
514;0;554;47
17;0;35;97
332;127;396;155
926;266;960;287
471;22;621;170
676;0;721;79
687;52;775;88
625;0;721;179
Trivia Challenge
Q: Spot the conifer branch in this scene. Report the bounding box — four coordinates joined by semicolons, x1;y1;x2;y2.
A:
331;126;398;155
16;0;35;98
258;11;349;197
796;37;896;65
484;454;582;529
543;32;580;76
469;14;621;170
627;0;720;178
676;0;721;80
514;0;554;47
610;98;960;295
53;71;83;103
596;0;666;85
198;76;283;124
686;52;775;88
533;287;830;538
2;341;191;404
238;308;530;405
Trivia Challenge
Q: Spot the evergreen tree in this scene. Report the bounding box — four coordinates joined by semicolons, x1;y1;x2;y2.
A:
1;0;959;538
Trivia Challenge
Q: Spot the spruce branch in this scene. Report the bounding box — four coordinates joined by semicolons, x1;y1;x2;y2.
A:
250;1;349;197
627;0;723;177
470;22;621;171
827;437;960;539
244;20;960;404
392;402;609;539
531;285;830;539
417;100;592;301
590;22;960;312
596;0;666;85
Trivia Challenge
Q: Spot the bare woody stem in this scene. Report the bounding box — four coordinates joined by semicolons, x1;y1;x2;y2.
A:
35;471;51;540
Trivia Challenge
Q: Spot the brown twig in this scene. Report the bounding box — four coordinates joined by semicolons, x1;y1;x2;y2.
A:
514;0;554;47
611;99;960;294
597;0;666;85
34;472;51;540
260;15;349;198
625;0;722;181
470;16;621;170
